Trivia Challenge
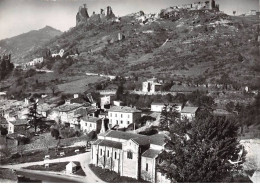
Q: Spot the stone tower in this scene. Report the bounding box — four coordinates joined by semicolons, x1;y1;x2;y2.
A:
76;4;90;26
210;0;216;9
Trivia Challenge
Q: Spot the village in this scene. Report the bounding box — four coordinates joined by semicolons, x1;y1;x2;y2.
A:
1;71;259;182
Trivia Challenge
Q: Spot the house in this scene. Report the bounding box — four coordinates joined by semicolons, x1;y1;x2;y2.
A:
52;49;64;58
38;103;52;118
8;119;28;134
108;106;142;128
91;130;169;183
0;92;7;100
53;103;88;124
113;100;123;106
66;161;81;174
100;96;113;109
180;106;199;121
151;102;183;113
80;116;102;134
142;78;162;93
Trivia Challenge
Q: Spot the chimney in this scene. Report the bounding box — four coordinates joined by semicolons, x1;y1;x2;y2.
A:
83;4;86;8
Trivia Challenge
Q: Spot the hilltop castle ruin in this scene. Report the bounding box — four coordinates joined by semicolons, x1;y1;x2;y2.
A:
76;4;115;26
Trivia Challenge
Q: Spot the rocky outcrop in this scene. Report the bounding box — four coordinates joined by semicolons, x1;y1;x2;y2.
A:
76;5;115;26
76;4;90;26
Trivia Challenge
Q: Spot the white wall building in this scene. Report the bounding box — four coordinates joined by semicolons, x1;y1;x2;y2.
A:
180;106;199;121
142;78;162;93
108;106;141;128
151;102;183;112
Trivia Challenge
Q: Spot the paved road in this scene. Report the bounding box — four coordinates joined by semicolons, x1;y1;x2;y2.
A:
0;152;104;183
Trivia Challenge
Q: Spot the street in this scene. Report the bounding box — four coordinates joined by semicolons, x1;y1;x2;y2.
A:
0;151;104;183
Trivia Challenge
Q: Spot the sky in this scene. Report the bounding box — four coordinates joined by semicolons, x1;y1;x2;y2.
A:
0;0;259;40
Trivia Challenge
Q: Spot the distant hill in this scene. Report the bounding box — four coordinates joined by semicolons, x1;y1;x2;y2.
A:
0;26;62;63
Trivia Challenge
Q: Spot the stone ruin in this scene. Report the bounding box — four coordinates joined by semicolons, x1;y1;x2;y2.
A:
76;4;115;26
160;0;219;19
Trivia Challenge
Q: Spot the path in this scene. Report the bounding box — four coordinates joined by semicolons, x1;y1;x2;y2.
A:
0;152;104;183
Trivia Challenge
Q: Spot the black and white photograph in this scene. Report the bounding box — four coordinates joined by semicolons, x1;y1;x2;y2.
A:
0;0;259;183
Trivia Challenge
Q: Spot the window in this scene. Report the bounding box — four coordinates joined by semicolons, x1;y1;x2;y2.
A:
121;120;123;124
100;149;102;156
107;150;110;157
127;121;130;124
128;114;130;118
110;113;112;117
116;120;118;124
121;114;123;118
115;114;117;117
114;152;117;159
90;124;92;128
146;163;148;171
109;119;112;123
85;123;87;126
127;151;133;159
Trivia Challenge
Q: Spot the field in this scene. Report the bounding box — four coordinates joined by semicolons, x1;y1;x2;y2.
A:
57;76;106;94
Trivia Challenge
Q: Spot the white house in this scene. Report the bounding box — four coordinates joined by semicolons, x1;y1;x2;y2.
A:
142;78;162;93
80;116;102;134
151;102;183;112
66;161;80;174
52;49;64;58
108;106;141;128
113;100;123;106
100;96;111;109
8;119;28;134
180;106;199;121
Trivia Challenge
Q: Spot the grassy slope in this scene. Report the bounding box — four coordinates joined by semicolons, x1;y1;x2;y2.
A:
23;10;258;86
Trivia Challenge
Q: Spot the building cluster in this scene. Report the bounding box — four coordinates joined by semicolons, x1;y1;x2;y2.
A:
23;57;44;68
172;0;219;11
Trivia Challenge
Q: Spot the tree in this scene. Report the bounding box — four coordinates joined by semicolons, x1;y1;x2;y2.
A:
27;98;46;132
51;128;60;140
159;104;181;131
157;116;245;183
0;126;8;136
116;83;124;100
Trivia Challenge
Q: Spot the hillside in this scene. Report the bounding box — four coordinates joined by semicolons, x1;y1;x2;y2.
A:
21;7;259;88
0;26;62;63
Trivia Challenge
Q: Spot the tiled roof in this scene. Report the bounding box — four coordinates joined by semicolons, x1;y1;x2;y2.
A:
104;131;166;146
131;137;150;146
142;149;161;159
10;119;28;126
99;140;122;149
149;134;167;146
108;106;141;113
104;130;143;140
181;106;198;114
82;116;101;123
38;103;52;112
151;102;182;106
54;103;85;112
213;109;231;116
92;139;103;145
